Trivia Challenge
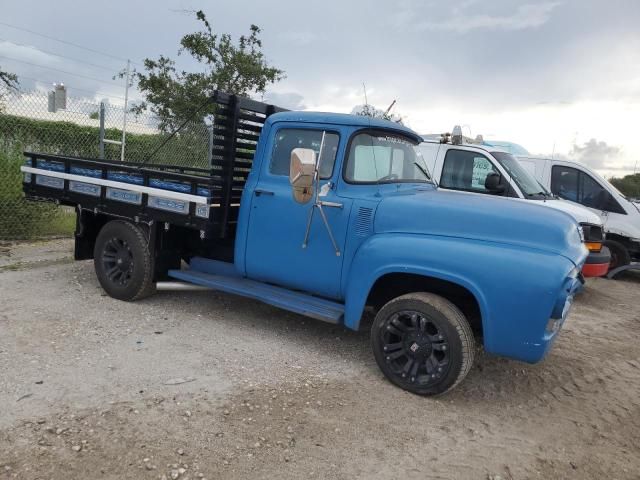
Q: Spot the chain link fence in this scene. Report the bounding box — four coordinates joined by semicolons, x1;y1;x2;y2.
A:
0;88;211;240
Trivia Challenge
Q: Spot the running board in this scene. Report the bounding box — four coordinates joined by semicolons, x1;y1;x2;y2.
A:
167;268;344;324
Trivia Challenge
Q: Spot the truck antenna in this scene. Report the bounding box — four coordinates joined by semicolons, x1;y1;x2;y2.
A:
384;99;396;117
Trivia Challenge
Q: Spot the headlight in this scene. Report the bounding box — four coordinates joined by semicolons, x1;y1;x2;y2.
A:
580;224;604;251
577;226;585;242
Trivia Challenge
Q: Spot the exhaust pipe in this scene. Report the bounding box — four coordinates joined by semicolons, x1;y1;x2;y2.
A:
156;281;211;291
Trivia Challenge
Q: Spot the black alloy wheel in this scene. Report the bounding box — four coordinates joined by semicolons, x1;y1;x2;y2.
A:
101;237;134;286
380;310;451;385
94;220;155;301
371;293;475;395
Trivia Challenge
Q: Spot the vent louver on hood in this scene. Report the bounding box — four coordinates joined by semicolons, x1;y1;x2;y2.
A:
355;207;374;237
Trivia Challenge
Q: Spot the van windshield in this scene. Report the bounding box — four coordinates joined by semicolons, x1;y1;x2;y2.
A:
492;151;551;199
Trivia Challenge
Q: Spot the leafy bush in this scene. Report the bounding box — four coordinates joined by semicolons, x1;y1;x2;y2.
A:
0;147;75;239
610;173;640;199
0;114;208;240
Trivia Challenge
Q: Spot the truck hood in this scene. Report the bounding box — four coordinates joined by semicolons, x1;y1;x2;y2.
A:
527;198;603;226
374;188;585;262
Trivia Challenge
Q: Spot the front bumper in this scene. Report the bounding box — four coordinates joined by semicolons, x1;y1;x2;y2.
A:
522;273;585;363
582;246;611;278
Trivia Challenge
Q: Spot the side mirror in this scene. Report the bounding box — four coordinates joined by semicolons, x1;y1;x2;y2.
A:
289;148;316;203
485;172;506;194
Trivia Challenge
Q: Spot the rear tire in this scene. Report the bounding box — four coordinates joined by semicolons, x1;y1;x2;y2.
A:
94;220;155;301
371;292;475;396
604;239;631;271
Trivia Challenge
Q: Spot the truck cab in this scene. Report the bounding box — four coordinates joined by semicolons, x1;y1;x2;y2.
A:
21;93;587;396
419;133;610;277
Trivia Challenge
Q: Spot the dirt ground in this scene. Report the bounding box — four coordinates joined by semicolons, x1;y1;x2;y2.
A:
1;239;639;480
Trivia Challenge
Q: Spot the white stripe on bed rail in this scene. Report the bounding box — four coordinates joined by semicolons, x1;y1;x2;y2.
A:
21;166;211;204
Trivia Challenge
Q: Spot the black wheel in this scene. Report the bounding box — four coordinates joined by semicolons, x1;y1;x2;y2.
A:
371;292;475;396
604;239;631;271
94;220;155;301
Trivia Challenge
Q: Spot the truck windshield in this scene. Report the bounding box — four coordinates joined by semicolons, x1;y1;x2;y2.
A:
344;131;433;184
492;151;551;199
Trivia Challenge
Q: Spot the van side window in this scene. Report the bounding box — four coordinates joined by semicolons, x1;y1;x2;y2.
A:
440;150;498;193
580;173;607;209
551;166;626;214
270;129;339;178
550;166;579;202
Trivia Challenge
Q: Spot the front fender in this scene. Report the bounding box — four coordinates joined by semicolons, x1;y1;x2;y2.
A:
343;233;580;362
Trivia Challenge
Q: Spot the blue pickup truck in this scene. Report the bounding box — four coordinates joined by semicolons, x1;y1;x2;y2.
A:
21;91;586;395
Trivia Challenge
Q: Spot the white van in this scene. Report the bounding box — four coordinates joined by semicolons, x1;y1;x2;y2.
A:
515;155;640;271
419;133;610;277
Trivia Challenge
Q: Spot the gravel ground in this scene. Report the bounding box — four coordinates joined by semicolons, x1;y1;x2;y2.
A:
1;240;639;480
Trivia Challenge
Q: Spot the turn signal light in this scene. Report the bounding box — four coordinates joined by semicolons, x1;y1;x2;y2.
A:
585;242;602;252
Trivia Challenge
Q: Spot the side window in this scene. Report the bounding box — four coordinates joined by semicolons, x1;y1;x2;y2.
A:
440;150;498;193
580;173;607;209
580;172;626;214
551;166;626;214
551;166;579;202
269;129;339;178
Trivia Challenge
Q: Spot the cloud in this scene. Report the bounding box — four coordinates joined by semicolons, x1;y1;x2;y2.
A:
415;2;562;33
276;31;317;46
569;138;621;169
262;91;306;110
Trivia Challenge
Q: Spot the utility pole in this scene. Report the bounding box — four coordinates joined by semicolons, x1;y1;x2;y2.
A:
120;59;130;162
99;101;105;159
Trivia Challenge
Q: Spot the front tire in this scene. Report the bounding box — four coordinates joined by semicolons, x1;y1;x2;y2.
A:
94;220;155;301
604;239;631;271
371;293;475;396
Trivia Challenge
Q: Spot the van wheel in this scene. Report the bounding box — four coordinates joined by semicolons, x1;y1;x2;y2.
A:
604;240;631;271
371;293;475;396
94;220;155;301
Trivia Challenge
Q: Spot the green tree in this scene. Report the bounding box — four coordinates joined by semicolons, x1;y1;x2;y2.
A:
0;65;18;90
351;103;403;123
610;172;640;199
130;10;284;130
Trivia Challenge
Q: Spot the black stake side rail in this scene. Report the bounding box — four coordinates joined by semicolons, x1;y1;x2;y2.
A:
209;91;288;237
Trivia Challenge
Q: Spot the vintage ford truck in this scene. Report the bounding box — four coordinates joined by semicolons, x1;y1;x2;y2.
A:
21;91;586;395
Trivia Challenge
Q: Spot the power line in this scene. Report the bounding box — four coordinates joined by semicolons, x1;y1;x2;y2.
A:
0;54;123;87
0;20;141;66
0;36;122;73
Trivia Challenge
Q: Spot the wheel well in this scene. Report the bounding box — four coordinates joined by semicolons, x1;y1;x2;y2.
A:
366;273;483;336
606;233;636;250
74;211;119;261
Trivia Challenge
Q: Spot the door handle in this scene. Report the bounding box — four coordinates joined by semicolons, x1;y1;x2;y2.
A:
254;188;274;196
319;200;343;208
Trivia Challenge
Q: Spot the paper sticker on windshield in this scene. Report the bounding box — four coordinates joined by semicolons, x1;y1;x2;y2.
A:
376;136;413;146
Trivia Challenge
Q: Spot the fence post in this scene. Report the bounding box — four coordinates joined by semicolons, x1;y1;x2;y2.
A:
207;124;214;168
98;102;105;159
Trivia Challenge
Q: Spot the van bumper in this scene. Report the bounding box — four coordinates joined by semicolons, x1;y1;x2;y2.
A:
582;246;611;278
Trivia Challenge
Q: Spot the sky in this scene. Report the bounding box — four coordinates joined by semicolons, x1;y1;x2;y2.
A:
1;0;639;177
